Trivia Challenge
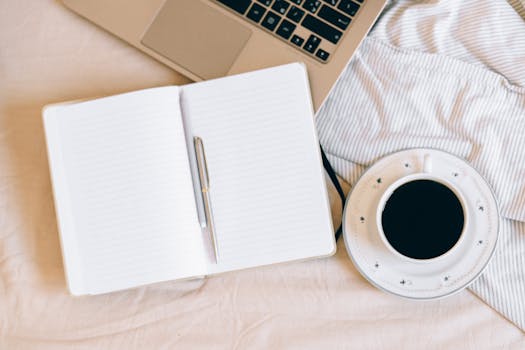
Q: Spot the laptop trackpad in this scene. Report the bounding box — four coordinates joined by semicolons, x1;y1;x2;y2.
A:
141;0;252;79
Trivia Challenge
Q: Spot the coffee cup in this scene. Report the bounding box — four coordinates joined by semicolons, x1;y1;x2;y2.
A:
342;148;499;299
375;156;468;263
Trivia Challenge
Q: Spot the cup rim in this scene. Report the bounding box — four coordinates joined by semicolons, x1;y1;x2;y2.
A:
375;173;469;264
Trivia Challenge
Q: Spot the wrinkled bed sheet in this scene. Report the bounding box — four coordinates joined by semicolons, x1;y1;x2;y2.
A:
0;1;524;349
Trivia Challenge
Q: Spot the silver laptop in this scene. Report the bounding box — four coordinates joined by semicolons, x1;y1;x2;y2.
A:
63;0;386;111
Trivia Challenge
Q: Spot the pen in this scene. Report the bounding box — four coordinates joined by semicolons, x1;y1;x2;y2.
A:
194;137;219;263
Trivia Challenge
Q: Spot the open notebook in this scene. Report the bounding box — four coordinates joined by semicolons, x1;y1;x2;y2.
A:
43;63;335;295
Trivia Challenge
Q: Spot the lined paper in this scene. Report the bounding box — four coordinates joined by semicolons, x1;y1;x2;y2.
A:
180;64;336;274
44;87;206;294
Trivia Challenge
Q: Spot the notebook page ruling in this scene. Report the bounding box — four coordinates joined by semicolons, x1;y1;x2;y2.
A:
43;87;206;294
180;64;335;274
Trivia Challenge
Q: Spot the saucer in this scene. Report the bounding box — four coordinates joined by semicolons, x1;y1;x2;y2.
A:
343;149;499;299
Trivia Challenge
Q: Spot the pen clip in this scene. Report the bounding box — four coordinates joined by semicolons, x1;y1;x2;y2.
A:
194;137;209;189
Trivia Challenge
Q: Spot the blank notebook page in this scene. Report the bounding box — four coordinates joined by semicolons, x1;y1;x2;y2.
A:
180;63;336;274
44;87;206;295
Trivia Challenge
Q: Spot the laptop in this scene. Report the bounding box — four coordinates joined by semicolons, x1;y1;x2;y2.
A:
62;0;386;111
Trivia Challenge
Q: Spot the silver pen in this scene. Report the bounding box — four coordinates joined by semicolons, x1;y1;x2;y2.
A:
193;137;219;263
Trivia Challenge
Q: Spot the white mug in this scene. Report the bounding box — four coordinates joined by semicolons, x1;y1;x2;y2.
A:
375;156;469;264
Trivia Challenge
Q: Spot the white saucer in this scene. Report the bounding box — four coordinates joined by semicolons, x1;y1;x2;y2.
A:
343;149;499;299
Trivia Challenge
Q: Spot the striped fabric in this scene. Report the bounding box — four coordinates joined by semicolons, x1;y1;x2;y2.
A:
317;0;525;331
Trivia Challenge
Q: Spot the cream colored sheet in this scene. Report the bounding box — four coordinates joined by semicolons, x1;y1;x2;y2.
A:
0;1;523;348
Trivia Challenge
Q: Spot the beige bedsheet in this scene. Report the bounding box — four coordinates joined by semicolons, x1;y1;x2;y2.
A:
0;1;524;348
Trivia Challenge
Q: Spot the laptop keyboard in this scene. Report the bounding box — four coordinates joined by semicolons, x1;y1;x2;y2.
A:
214;0;363;63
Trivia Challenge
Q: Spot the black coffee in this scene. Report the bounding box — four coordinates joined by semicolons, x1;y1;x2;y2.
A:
381;180;464;260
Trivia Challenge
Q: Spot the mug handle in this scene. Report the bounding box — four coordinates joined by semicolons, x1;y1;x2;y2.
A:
424;154;433;173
